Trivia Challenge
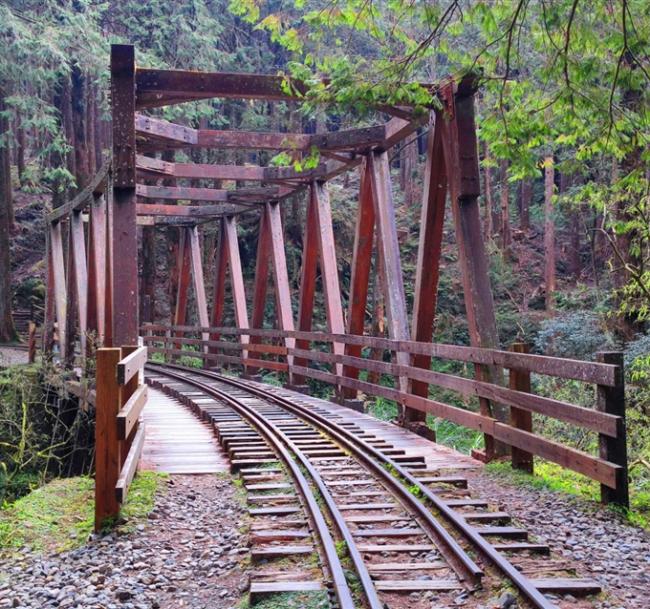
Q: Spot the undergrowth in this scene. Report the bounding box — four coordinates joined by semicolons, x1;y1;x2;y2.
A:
486;460;650;530
0;471;167;555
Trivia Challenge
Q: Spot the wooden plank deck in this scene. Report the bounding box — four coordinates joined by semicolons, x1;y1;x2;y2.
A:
139;387;228;474
244;380;481;472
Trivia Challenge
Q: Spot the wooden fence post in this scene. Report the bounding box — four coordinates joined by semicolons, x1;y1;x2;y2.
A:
95;347;122;530
509;343;533;473
596;351;629;508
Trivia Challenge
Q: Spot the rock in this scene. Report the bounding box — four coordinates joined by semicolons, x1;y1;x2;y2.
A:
498;592;517;609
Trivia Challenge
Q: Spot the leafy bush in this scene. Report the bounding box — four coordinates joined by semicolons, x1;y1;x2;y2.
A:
624;334;650;369
534;311;618;359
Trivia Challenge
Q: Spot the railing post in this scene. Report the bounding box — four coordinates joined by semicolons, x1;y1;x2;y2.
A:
509;343;533;473
596;351;629;508
95;347;122;531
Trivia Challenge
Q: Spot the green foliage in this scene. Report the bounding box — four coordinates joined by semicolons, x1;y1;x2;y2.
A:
0;472;166;554
486;460;650;530
232;0;650;321
534;311;619;359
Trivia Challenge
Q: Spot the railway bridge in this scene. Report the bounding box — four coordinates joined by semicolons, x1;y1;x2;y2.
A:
42;45;630;609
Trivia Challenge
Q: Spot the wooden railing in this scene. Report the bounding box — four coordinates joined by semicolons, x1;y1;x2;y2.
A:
95;345;148;530
142;323;629;507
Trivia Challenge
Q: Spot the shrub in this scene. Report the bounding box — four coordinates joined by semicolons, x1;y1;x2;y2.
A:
534;311;618;359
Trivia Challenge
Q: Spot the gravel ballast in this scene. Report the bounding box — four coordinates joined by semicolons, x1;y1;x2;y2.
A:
466;469;650;609
0;475;249;609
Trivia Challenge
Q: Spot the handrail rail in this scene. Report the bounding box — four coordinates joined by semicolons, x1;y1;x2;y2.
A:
141;322;620;386
142;323;629;507
47;159;112;223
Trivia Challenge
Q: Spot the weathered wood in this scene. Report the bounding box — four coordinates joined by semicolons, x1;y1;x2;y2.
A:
210;220;229;346
224;216;250;345
294;186;319;382
135;68;308;108
266;201;295;363
410;114;447;407
95;348;122;530
368;151;411;403
174;228;192;330
135;203;245;217
115;423;145;503
596;351;628;507
49;222;67;356
509;343;534;473
46;160;110;222
117;384;148;440
288;346;620;436
142;323;620;386
117;345;147;385
111;44;138;345
342;160;375;398
70;211;88;358
87;193;107;341
312;181;345;375
439;83;501;454
251;209;272;334
136;184;229;202
188;226;210;345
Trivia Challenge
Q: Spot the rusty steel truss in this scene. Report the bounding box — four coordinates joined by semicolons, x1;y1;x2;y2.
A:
45;44;500;426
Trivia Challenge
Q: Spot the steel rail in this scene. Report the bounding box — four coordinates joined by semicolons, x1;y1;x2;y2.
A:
151;363;483;587
147;365;381;609
153;363;558;609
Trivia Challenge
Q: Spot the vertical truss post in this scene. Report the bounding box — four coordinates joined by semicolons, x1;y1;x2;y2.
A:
88;192;107;344
110;44;138;345
188;225;210;351
312;180;345;375
210;219;229;349
49;221;67;358
440;78;502;458
174;227;192;343
64;220;78;366
368;151;411;416
43;228;55;354
223;216;250;364
247;209;272;377
71;210;88;359
409;113;448;427
266;201;295;379
342;160;375;401
211;216;251;369
104;180;114;347
294;185;319;386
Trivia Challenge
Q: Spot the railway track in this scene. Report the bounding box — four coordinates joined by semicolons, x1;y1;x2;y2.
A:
146;363;601;609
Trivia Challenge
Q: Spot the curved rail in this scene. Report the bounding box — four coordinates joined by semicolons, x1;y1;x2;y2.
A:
147;364;380;609
150;362;558;609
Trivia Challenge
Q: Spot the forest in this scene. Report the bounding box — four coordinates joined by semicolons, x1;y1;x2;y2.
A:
0;0;649;556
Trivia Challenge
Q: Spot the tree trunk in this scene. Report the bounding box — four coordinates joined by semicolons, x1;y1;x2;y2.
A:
520;177;532;231
0;90;16;342
16;114;25;186
500;159;511;251
71;65;89;189
544;155;556;312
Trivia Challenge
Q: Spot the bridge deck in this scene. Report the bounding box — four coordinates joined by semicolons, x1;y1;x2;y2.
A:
140;375;480;475
139;387;228;474
243;378;481;471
